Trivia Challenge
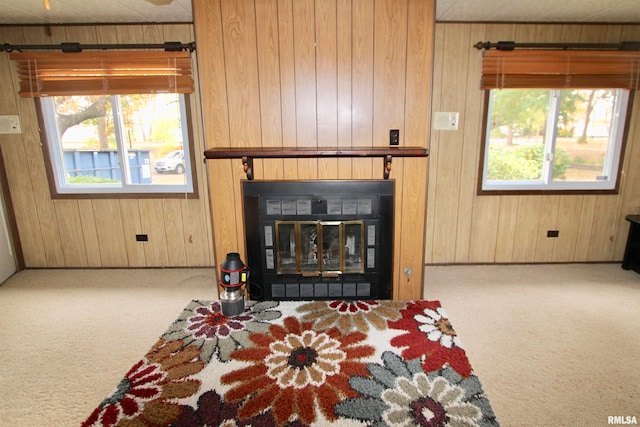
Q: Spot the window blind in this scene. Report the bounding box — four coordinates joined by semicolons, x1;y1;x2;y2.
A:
481;49;640;90
9;51;194;97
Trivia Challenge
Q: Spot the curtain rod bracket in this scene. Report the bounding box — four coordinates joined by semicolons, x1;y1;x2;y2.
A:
621;41;640;51
61;43;82;53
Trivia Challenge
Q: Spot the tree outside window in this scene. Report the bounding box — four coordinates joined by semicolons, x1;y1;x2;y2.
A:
480;88;629;193
40;93;195;196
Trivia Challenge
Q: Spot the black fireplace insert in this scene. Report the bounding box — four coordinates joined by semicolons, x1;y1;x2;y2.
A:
242;180;394;301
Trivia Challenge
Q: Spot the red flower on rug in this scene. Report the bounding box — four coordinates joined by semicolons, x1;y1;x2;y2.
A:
389;300;473;378
81;339;204;427
221;316;374;425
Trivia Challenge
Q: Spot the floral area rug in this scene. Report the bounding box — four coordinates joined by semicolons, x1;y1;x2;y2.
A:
82;300;499;426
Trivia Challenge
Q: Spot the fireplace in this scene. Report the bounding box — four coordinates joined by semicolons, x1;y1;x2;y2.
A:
242;180;394;301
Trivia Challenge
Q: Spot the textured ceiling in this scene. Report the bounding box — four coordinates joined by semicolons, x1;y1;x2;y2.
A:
437;0;640;23
0;0;639;25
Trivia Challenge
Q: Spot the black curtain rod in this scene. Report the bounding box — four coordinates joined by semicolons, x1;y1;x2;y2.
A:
0;41;196;53
475;40;640;51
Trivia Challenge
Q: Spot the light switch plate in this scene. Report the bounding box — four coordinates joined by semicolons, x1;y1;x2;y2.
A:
0;115;22;134
433;112;459;130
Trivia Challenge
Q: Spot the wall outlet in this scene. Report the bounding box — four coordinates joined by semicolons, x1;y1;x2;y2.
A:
0;115;22;134
390;129;399;145
433;112;459;130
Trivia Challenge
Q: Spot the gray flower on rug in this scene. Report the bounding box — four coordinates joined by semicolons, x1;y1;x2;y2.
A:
162;300;281;362
335;351;499;427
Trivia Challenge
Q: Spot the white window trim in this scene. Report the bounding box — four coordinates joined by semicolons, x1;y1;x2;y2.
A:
40;95;194;195
481;89;629;193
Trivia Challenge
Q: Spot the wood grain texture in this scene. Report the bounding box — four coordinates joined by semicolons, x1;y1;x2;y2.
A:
0;23;214;269
6;16;637;292
195;0;434;300
428;22;640;264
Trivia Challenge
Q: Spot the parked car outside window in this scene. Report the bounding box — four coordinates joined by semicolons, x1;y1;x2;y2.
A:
155;150;185;174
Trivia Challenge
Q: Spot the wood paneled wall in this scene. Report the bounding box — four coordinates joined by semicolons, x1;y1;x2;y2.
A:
427;23;640;265
0;24;215;268
194;0;435;300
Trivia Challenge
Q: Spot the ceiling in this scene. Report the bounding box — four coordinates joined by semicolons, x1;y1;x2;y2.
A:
0;0;639;25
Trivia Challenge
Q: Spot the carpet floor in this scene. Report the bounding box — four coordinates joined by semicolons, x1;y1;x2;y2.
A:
0;264;638;426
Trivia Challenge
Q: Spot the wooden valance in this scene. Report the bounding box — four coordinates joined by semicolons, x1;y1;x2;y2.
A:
481;49;640;90
9;51;194;97
204;146;429;180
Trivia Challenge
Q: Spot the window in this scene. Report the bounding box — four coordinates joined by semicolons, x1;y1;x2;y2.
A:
39;93;195;196
9;49;196;197
480;88;630;192
478;47;638;194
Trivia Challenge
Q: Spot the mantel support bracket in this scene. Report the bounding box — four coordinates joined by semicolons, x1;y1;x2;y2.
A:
384;155;392;179
242;156;254;180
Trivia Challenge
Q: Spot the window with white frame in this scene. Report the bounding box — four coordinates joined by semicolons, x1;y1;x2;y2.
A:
480;88;630;192
39;93;195;195
478;47;638;194
10;49;196;197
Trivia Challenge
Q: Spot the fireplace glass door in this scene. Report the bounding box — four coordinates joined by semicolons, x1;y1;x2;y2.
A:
276;221;364;275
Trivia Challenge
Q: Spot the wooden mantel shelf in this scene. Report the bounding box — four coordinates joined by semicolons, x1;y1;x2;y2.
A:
204;146;429;179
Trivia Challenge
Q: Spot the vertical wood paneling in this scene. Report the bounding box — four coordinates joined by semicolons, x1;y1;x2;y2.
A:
397;157;429;299
195;0;241;258
586;196;619;261
195;0;434;300
138;199;170;266
18;92;65;267
336;0;353;178
78;200;102;265
119;200;146;267
182;198;213;266
534;196;559;262
455;24;486;263
0;23;214;269
0;28;46;267
554;197;583;261
424;19;445;265
277;0;297;147
351;0;374;178
92;200;128;267
53;201;87;266
3;18;639;277
372;0;407;147
162;199;188;265
428;22;640;265
293;0;318;179
256;0;285;179
431;24;468;263
316;0;339;178
574;196;596;260
468;196;499;262
315;0;338;145
351;0;374;146
222;0;262;149
512;197;542;262
373;0;409;293
494;197;518;262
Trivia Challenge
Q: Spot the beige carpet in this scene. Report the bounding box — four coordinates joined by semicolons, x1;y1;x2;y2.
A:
0;264;638;426
424;263;640;427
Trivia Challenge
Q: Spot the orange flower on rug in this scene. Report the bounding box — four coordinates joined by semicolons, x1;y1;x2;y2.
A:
82;339;204;427
221;316;374;425
296;300;405;333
